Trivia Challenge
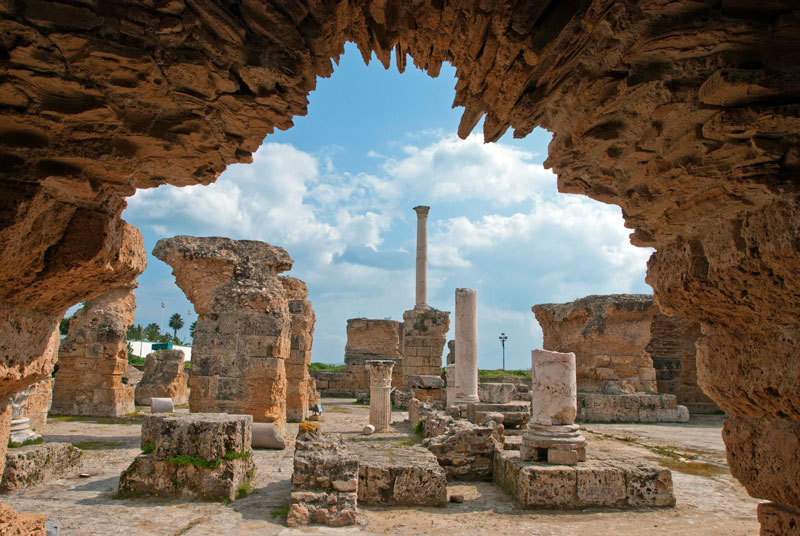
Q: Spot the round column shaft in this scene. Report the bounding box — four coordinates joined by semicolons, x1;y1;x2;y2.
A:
366;360;394;431
454;288;479;404
413;206;430;309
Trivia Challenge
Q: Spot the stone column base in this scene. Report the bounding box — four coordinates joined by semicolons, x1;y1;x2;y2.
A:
521;424;587;465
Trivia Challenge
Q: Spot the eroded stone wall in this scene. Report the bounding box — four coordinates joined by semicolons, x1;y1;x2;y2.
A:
134;349;188;406
0;1;799;530
281;276;316;422
52;285;136;417
647;314;718;414
154;236;292;430
533;295;658;393
401;308;449;380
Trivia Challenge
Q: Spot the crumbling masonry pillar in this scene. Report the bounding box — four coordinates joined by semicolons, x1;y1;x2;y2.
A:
366;360;394;431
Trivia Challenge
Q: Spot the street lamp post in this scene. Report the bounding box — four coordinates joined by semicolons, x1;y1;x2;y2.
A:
499;332;508;371
160;301;166;336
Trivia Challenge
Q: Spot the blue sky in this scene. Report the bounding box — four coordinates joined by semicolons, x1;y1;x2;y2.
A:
122;43;653;370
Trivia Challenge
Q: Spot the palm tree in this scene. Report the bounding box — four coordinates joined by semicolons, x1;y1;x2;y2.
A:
189;321;197;339
143;323;161;342
168;313;184;339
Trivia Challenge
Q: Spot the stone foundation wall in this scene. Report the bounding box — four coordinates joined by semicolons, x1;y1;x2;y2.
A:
533;295;659;393
1;442;83;492
577;393;689;423
401;308;449;379
134;349;188;406
52;285;137;417
647;314;719;414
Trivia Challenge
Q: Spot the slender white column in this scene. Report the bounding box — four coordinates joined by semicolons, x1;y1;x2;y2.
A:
454;288;479;404
366;360;394;431
413;206;430;309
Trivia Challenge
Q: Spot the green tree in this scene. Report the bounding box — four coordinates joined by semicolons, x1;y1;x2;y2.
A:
168;313;184;339
59;317;71;335
189;321;197;339
126;324;143;341
143;323;161;342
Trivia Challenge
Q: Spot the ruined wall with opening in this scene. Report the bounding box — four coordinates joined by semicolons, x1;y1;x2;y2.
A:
1;1;799;531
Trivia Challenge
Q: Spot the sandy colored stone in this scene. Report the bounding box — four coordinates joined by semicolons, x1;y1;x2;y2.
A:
141;413;252;462
533;295;658;394
1;442;83;492
52;284;137;417
134;350;188;406
402;308;449;381
479;383;516;404
25;377;52;432
454;288;479;404
281;276;316;422
0;503;46;536
354;444;447;506
0;3;798;532
154;236;292;428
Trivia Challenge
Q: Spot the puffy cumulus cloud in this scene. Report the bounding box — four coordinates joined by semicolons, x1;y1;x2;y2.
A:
381;133;553;204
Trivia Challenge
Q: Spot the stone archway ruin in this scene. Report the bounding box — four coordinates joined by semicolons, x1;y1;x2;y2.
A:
1;1;798;532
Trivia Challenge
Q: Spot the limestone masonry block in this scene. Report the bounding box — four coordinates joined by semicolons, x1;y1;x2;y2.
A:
119;413;254;502
354;444;447;506
479;382;516;404
134;349;188;406
531;349;578;426
1;443;83;492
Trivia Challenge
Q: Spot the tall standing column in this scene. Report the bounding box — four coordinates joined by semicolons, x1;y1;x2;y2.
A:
454;288;479;404
413;206;430;309
366;360;394;431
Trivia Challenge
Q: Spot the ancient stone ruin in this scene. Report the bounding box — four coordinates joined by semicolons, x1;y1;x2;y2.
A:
280;276;317;422
153;236;293;430
52;284;137;417
366;360;393;431
134;349;189;407
534;295;690;423
0;2;798;533
119;413;254;502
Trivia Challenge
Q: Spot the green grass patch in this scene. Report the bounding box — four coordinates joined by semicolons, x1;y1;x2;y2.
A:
308;362;345;371
222;450;251;461
270;504;289;518
184;361;191;370
71;440;123;450
413;420;424;435
7;436;44;448
478;369;531;378
128;355;147;367
141;442;155;454
235;480;253;500
49;414;144;426
167;455;221;470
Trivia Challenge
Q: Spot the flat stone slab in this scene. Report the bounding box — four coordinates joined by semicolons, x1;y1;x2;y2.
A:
494;450;675;509
578;393;689;423
1;442;83;492
479;382;517;404
141;413;252;460
353;444;447;506
467;401;530;428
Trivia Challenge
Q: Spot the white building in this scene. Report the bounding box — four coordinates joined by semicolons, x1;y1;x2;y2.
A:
129;340;192;361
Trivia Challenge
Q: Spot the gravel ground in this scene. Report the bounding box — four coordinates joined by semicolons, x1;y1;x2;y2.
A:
2;400;759;535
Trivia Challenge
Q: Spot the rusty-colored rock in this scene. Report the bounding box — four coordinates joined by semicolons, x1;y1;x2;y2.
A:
0;3;798;532
52;284;137;417
153;236;292;429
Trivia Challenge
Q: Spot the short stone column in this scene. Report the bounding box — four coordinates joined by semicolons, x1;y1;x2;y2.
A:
521;349;586;465
413;206;430;309
454;288;479;404
445;364;456;408
366;360;394;431
8;387;41;445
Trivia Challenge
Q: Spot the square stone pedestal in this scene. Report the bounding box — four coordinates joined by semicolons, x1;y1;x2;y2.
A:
494;450;675;509
118;413;254;502
354;444;447;506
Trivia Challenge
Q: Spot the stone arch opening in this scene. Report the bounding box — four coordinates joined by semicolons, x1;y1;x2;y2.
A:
1;1;799;532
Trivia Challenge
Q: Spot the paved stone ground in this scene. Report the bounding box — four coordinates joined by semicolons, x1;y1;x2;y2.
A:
2;400;759;535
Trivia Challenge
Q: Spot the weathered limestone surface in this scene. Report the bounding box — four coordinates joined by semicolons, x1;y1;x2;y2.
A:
479;382;516;404
366;360;393;432
354;444;447;506
281;276;316;423
479;376;531;401
647;314;718;414
413;205;430;308
288;423;358;527
25;377;52;432
467;402;530;429
52;284;137;417
119;413;254;502
0;503;46;536
0;2;799;531
454;288;479;405
153;236;292;429
342;318;403;394
533;295;658;393
402;308;449;380
1;442;83;492
134;349;188;406
494;450;675;509
405;374;444;404
578;393;689;423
